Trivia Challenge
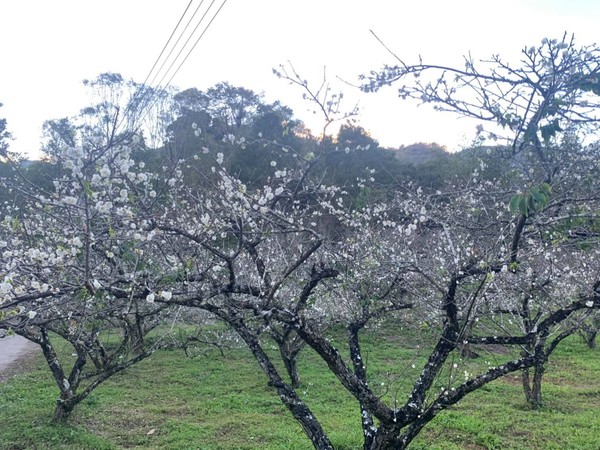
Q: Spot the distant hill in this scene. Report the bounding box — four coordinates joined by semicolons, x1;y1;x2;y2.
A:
387;142;448;165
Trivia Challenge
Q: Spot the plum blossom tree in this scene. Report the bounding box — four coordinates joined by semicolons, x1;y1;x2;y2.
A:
0;76;183;421
144;106;600;449
362;33;600;412
0;132;178;421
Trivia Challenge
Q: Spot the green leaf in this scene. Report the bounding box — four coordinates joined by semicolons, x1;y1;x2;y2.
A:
82;180;94;198
541;124;555;142
539;182;552;196
509;195;521;213
518;196;529;216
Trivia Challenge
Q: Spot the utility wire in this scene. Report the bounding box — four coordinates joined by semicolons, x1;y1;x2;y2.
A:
117;0;196;133
164;0;228;86
135;0;229;131
141;0;195;90
151;0;219;90
143;0;206;91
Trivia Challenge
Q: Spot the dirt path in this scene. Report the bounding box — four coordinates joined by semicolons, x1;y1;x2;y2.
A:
0;335;40;383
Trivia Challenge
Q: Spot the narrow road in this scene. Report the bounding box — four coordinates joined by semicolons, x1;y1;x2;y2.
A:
0;334;38;373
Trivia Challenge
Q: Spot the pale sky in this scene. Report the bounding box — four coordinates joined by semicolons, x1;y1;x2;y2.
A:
0;0;599;158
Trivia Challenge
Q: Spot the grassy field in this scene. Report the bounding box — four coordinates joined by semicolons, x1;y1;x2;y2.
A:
1;327;599;450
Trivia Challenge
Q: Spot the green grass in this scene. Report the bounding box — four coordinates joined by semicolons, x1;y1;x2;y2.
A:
1;330;599;449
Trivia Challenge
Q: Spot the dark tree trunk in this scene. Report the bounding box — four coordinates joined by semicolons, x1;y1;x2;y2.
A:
519;295;545;408
209;308;334;450
347;323;376;450
271;327;304;388
586;332;597;349
36;329;84;422
521;366;533;404
123;317;145;356
531;362;545;407
53;396;77;423
281;350;301;388
521;362;545;408
581;328;597;349
368;423;404;450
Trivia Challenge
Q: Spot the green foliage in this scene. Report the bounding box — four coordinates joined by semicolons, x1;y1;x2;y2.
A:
540;119;563;143
578;75;600;95
0;102;12;155
509;183;552;217
24;160;66;191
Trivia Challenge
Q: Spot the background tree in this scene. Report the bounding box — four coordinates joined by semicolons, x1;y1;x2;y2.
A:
166;83;304;186
41;72;171;159
579;311;600;349
0;102;12;156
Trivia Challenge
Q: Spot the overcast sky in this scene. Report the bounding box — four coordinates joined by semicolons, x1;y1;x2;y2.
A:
1;0;599;158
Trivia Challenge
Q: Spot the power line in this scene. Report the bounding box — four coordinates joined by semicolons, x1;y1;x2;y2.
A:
134;0;229;133
140;0;195;90
143;0;207;91
162;0;228;89
150;0;219;91
117;0;197;133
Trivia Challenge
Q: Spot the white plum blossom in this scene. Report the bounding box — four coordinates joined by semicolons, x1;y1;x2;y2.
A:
62;196;78;206
99;165;111;178
70;237;83;248
0;282;12;295
96;201;112;214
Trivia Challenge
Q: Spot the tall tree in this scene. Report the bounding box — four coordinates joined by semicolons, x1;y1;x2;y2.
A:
0;102;11;156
